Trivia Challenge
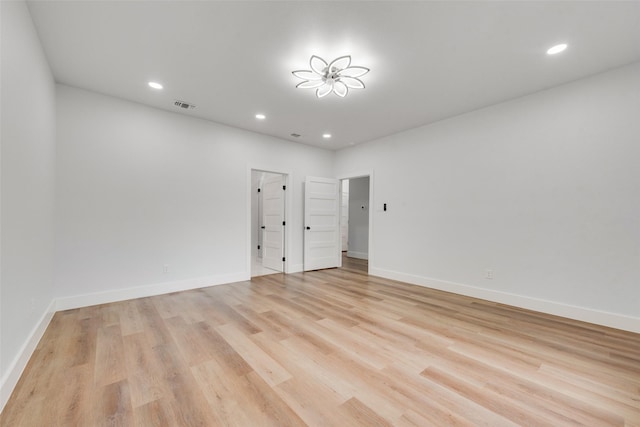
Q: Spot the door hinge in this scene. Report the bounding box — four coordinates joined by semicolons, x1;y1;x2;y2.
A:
282;257;286;262
257;188;261;193
282;221;286;226
257;245;260;250
282;185;286;190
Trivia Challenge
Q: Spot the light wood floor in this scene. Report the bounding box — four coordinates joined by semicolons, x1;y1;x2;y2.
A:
2;257;639;426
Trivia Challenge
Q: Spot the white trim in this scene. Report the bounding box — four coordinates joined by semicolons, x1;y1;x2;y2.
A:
336;170;374;274
371;267;640;334
55;272;248;311
289;263;304;274
247;167;293;276
346;251;368;260
1;300;56;412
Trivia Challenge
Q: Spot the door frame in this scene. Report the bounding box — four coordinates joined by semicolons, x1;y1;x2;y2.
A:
336;170;374;273
247;167;292;276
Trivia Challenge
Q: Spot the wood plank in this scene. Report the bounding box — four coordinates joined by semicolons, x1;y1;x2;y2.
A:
132;399;180;426
122;332;172;408
92;379;133;426
94;324;127;387
216;323;292;387
340;397;394;427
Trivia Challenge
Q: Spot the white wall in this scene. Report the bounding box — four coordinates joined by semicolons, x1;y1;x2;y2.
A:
347;177;369;259
0;0;57;408
55;85;333;305
335;62;640;329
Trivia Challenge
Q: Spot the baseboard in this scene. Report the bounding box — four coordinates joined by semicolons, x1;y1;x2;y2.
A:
1;272;249;412
370;267;640;334
55;272;249;311
346;251;368;260
287;264;304;274
0;299;56;412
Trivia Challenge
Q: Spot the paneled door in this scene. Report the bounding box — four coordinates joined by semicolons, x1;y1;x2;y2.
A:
304;176;340;271
262;174;285;271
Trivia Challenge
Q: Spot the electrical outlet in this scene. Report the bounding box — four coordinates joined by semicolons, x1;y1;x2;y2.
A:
485;269;494;279
163;264;169;274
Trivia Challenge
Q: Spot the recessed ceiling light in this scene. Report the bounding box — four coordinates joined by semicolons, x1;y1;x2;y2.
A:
148;81;163;90
255;114;266;120
322;133;332;139
546;43;568;55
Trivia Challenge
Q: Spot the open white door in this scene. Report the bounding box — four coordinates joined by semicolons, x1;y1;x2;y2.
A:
262;174;285;272
304;176;340;271
340;179;349;251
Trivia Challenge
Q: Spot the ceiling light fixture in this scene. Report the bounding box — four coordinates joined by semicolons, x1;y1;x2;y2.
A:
546;43;568;55
255;114;266;120
293;55;369;98
322;133;332;139
148;81;163;89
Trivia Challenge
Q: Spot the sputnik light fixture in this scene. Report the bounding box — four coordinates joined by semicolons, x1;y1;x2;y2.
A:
292;55;369;98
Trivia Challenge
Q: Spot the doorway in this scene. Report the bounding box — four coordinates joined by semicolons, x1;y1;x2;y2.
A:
301;174;372;273
251;170;287;277
340;176;370;263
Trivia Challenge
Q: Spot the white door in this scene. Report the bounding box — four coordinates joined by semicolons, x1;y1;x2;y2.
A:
262;174;285;272
340;180;349;251
304;176;341;271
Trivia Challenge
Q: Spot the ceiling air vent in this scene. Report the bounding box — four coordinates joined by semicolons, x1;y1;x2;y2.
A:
173;100;196;110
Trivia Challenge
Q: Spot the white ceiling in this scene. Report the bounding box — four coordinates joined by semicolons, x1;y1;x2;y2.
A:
27;1;640;150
